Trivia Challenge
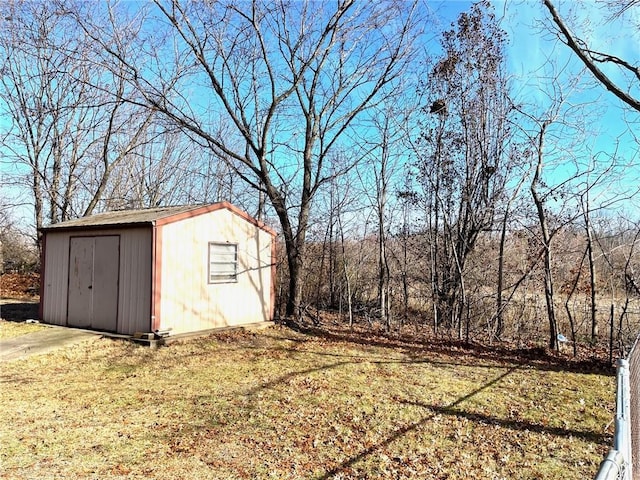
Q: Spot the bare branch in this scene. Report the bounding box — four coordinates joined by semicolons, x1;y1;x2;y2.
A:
543;0;640;112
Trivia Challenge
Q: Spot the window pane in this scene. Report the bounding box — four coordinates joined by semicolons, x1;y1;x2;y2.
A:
208;243;237;283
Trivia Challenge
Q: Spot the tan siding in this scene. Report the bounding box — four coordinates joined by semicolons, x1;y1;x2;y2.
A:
41;228;152;334
158;209;273;335
41;233;70;325
116;229;152;334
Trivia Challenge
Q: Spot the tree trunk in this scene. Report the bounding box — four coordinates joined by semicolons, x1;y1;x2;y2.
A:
286;254;304;319
531;121;558;351
564;246;587;357
329;182;337;309
377;146;391;331
261;178;307;320
402;217;409;327
50;143;62;224
337;208;353;329
495;209;508;339
584;204;598;342
33;166;44;254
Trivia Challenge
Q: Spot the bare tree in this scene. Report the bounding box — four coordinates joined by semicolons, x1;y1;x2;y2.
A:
0;1;155;247
543;0;640;112
492;146;530;340
529;120;561;350
0;199;38;273
77;0;421;319
414;1;513;339
515;74;621;350
0;4;85;239
356;101;414;330
577;157;619;343
396;184;419;327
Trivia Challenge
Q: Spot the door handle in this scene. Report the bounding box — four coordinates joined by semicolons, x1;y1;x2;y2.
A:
88;285;92;289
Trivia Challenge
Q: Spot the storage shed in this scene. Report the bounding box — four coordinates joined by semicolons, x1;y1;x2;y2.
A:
39;202;276;336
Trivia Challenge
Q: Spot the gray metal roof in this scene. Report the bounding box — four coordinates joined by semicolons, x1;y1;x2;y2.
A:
41;205;210;231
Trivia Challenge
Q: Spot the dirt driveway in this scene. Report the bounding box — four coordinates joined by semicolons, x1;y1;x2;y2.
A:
0;325;100;363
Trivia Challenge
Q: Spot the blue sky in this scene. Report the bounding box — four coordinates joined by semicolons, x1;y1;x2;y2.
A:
2;0;639;230
503;1;638;146
499;0;638;209
411;0;639;221
434;0;639;152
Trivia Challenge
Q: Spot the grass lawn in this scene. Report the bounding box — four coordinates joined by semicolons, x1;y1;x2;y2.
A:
0;301;44;339
0;324;613;479
0;319;45;339
0;318;46;340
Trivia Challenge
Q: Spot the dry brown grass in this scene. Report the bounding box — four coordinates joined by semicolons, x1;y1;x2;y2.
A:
0;320;45;339
0;325;614;479
0;300;44;339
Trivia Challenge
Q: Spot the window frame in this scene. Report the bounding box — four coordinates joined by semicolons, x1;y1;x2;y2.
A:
208;242;238;284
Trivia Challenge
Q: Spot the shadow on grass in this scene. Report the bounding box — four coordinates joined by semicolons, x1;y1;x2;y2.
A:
242;353;514;402
284;321;614;376
198;331;517;404
117;328;608;479
402;399;607;444
244;359;356;396
227;336;509;370
315;366;519;479
315;364;607;479
0;302;39;322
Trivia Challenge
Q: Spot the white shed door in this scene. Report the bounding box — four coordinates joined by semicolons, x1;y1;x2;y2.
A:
67;236;120;331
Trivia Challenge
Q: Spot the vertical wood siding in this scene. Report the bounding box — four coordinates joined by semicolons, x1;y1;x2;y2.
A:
41;228;152;334
158;209;273;334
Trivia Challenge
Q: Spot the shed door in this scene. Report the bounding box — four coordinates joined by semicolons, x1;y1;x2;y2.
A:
67;236;120;331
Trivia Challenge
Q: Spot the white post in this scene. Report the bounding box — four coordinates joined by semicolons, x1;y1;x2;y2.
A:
615;359;632;480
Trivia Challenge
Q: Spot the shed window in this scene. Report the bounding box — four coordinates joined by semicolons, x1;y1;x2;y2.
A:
208;243;238;283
